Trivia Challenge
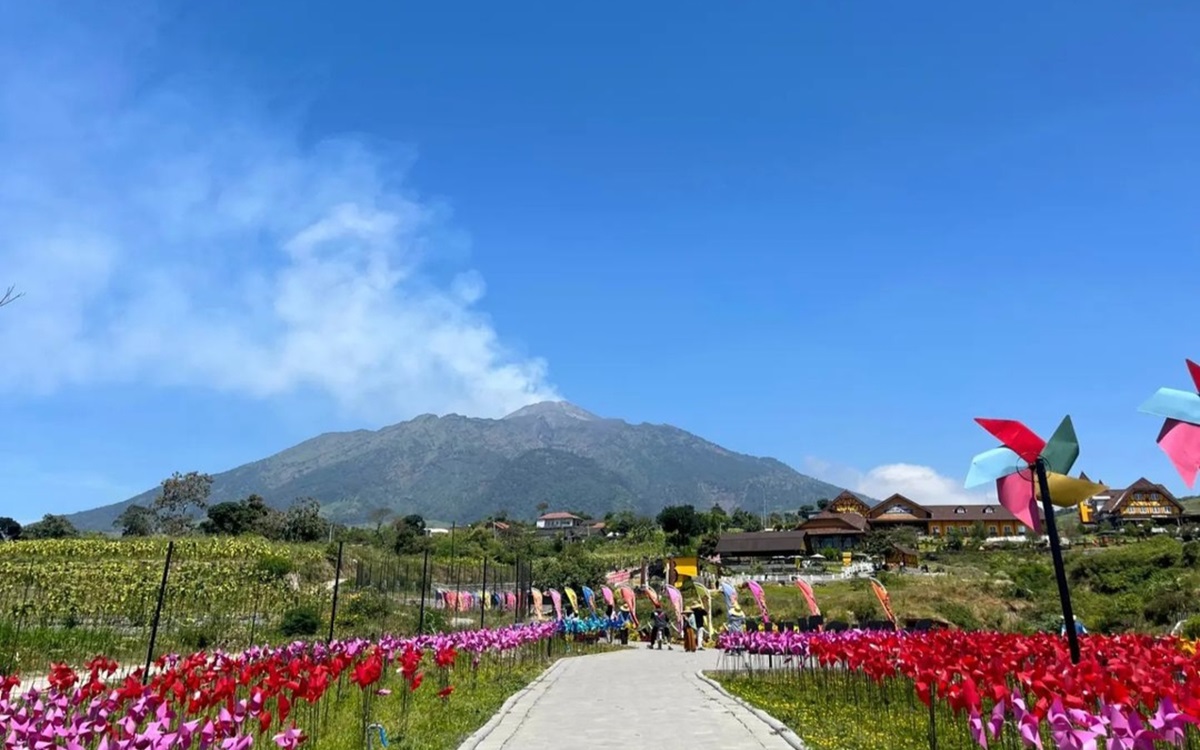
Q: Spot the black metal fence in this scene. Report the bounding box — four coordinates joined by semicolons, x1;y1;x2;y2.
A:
0;540;535;679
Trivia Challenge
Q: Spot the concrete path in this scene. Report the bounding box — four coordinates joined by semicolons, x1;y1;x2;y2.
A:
459;646;803;749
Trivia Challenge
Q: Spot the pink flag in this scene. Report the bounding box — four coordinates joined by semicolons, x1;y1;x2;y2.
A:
794;579;821;617
665;585;684;631
746;580;769;623
601;586;615;610
548;588;563;621
620;586;639;627
644;586;660;606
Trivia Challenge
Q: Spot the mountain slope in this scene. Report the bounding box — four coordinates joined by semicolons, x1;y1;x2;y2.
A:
66;402;850;529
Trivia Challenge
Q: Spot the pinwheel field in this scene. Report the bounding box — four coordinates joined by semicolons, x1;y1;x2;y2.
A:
713;628;1200;750
0;622;600;750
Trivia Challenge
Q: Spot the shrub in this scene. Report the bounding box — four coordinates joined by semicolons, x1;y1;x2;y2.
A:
938;602;981;631
255;553;295;581
1182;615;1200;640
280;605;322;637
1183;541;1200;567
1144;588;1193;627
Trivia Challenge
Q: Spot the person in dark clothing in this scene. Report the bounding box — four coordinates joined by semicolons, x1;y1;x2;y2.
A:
690;602;709;649
650;605;670;650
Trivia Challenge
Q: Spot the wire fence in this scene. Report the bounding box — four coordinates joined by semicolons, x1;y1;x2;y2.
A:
0;540;535;680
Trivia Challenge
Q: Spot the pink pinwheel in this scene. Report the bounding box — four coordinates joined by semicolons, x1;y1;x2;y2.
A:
1140;359;1200;488
1009;692;1043;750
1104;702;1158;750
1149;697;1191;746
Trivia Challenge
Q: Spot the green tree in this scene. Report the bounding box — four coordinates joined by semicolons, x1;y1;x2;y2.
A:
969;521;988;545
0;516;20;541
729;508;763;532
282;497;329;542
816;498;831;511
656;504;706;548
114;505;157;537
23;514;78;539
201;496;276;536
862;527;918;558
798;504;816;520
945;527;965;551
392;514;428;554
152;471;213;536
707;503;729;534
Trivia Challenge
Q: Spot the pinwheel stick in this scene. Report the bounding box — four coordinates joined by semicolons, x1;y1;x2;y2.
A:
1034;458;1081;665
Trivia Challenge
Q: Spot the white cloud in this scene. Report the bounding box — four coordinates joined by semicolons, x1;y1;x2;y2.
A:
0;7;557;420
804;457;993;505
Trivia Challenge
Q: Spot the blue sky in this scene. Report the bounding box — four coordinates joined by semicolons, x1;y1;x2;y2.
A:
2;2;1199;522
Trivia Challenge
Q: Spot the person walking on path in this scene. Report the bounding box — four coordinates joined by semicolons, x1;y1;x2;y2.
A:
683;609;698;652
650;605;670;650
690;600;709;649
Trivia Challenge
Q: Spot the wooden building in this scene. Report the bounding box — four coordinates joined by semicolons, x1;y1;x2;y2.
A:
1079;478;1185;527
798;491;1032;539
712;530;809;565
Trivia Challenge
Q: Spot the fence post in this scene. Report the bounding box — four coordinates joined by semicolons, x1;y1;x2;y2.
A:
418;546;430;634
480;557;488;629
513;557;521;624
328;541;344;643
143;540;174;685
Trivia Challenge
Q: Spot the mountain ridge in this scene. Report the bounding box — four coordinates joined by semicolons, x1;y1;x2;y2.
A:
65;401;852;530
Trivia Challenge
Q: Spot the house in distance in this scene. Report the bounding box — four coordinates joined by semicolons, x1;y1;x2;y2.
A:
534;511;605;541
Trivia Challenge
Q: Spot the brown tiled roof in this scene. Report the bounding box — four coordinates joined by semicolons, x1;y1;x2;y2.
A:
868;494;932;520
1099;478;1182;514
924;504;1022;523
804;526;867;537
538;512;582;521
800;511;869;532
713;531;808;556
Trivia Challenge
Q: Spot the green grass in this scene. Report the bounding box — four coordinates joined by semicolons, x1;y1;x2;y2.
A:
715;672;937;750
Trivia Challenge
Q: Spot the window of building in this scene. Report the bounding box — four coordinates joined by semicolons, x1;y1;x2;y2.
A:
930;524;940;535
987;525;998;535
1002;525;1012;535
954;507;966;514
983;507;995;514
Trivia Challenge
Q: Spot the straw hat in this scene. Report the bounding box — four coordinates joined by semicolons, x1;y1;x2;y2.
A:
619;603;630;613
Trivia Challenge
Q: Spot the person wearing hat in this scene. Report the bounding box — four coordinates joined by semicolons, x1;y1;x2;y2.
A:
1060;615;1088;636
683;606;698;652
727;602;746;633
614;603;632;645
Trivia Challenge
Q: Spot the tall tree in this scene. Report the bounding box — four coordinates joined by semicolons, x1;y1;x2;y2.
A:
152;471;213;536
282;497;329;542
114;505;157;537
656;504;706;548
392;514;428;554
22;514;78;539
0;517;21;541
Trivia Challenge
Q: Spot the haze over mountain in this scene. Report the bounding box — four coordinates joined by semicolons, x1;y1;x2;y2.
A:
66;402;850;531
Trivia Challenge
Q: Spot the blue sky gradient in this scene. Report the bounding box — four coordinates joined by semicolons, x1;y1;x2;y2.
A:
2;2;1199;521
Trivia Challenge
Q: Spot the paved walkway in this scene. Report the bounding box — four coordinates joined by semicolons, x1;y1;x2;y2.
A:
459;646;803;749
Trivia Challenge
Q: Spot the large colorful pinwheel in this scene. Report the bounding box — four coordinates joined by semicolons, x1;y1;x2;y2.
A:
965;416;1105;532
1140;358;1200;488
